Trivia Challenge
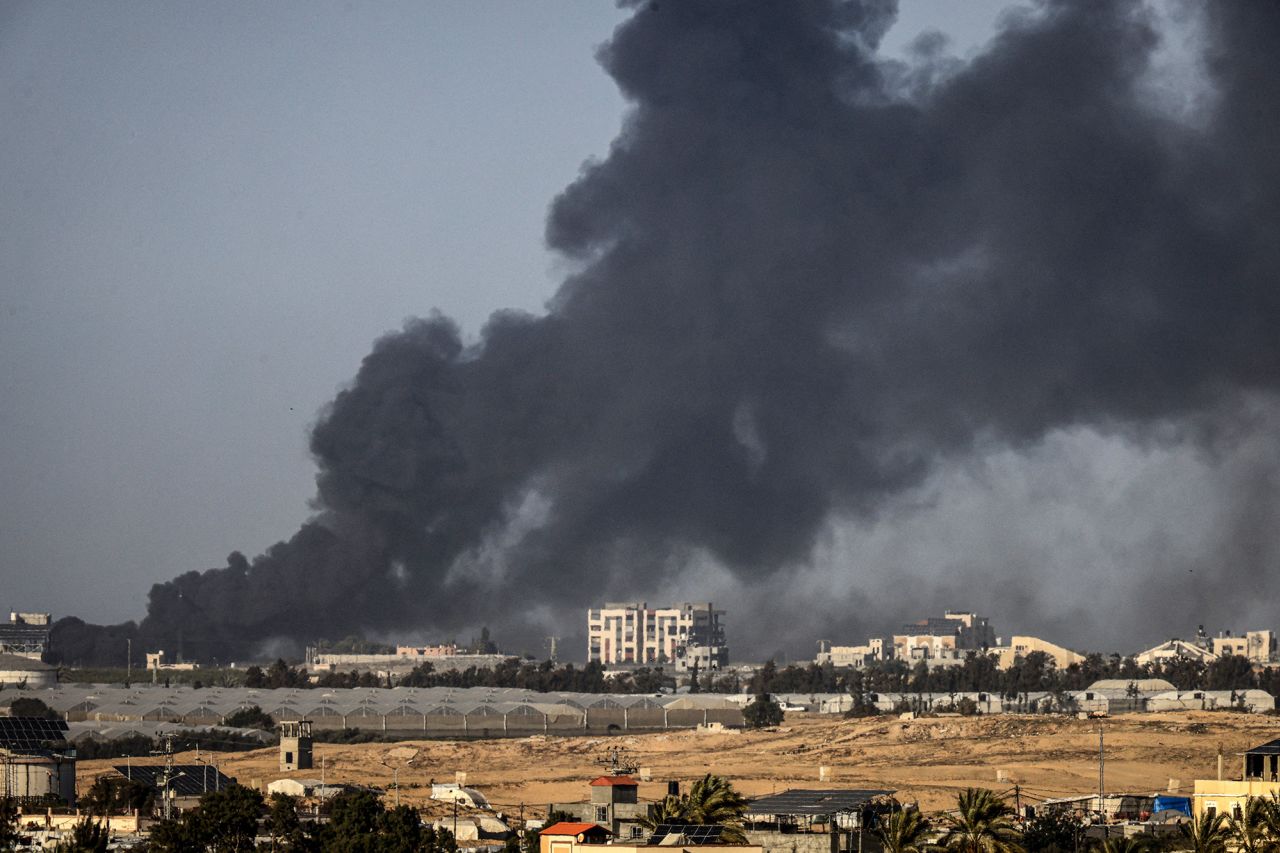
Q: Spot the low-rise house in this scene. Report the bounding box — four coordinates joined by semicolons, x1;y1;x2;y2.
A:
1194;737;1280;819
549;775;649;840
539;822;763;853
540;822;613;853
744;788;894;853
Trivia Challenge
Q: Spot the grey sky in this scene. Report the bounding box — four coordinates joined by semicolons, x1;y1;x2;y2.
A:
20;0;1242;661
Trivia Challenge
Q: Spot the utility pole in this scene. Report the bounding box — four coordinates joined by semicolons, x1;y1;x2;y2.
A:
1097;727;1105;821
126;638;132;686
545;636;560;663
155;734;176;822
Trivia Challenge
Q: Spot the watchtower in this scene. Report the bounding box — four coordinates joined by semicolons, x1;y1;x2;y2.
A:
279;720;313;771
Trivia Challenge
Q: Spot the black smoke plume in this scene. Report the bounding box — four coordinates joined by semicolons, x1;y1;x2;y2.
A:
55;0;1280;664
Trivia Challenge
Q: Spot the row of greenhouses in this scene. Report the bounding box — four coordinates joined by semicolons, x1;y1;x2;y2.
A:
15;685;747;735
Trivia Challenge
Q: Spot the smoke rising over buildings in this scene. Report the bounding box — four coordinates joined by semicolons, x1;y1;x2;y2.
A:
57;0;1280;661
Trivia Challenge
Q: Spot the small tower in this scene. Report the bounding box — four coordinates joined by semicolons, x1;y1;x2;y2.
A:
279;720;313;771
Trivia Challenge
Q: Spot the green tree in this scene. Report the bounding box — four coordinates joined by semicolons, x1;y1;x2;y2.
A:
743;693;784;729
195;784;265;852
223;704;275;730
80;775;155;815
376;804;426;852
1177;809;1229;853
6;696;61;719
264;792;309;851
1208;656;1257;692
876;805;936;853
243;665;266;688
1021;810;1080;853
0;798;21;850
638;774;748;842
938;788;1022;853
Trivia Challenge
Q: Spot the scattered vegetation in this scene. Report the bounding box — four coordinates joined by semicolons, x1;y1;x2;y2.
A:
4;696;61;719
222;704;275;730
742;692;785;729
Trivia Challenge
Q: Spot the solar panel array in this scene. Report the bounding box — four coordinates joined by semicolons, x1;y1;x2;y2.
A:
746;789;894;817
647;824;728;845
112;764;235;797
0;717;70;752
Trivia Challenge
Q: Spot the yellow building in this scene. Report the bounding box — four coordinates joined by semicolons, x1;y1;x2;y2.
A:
1193;738;1280;819
990;636;1085;670
540;822;762;853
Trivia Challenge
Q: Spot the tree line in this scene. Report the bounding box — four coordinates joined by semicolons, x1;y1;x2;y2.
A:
748;652;1280;699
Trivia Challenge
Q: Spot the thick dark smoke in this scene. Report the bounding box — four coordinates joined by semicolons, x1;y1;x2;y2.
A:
55;0;1280;663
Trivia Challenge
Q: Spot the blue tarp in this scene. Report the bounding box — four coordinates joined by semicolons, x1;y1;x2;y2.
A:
1153;796;1191;816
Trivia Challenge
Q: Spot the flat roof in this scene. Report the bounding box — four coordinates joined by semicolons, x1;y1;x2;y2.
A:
746;789;894;816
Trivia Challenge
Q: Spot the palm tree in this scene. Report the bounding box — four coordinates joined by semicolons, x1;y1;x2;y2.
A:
682;774;749;842
1228;798;1278;853
1178;809;1229;853
638;775;749;843
878;805;937;853
938;788;1022;853
639;795;688;833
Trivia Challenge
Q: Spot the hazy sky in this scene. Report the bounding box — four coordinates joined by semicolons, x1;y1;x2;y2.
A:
1;1;1012;628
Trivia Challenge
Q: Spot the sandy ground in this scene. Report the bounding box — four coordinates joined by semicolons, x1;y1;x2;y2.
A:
77;711;1280;816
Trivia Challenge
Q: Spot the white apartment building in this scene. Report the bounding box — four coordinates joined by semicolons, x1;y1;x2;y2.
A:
587;602;727;671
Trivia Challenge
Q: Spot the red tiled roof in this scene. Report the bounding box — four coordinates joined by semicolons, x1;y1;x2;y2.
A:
589;775;639;786
540;822;610;837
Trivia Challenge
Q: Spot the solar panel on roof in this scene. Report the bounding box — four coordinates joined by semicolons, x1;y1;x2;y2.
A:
112;764;236;797
746;789;895;816
0;717;70;752
647;824;729;845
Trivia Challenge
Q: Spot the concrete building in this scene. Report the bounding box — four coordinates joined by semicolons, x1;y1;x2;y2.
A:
1194;737;1280;819
893;611;995;661
0;613;50;661
278;720;313;771
990;636;1086;670
815;638;890;668
1210;630;1276;664
1134;639;1219;667
144;650;198;672
0;653;57;689
551;775;649;839
587;602;727;672
0;717;76;806
539;822;763;853
1136;627;1276;667
395;644;458;658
